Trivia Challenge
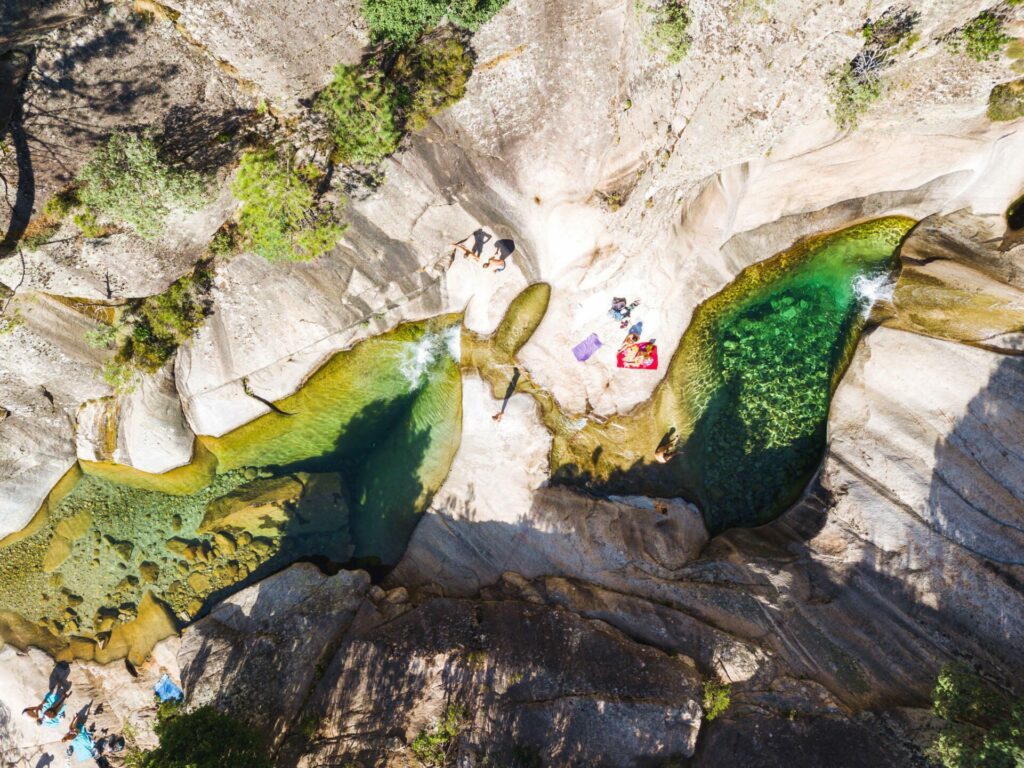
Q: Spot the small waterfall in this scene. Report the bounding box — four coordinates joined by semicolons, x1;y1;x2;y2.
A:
853;272;895;316
399;324;461;387
444;323;461;362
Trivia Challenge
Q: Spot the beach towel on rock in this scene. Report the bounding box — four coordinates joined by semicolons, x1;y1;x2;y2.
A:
155;673;184;702
71;726;97;762
40;691;66;727
572;333;602;362
617;341;658;370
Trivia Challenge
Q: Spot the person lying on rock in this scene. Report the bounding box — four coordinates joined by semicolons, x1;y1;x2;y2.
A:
452;241;479;261
22;687;70;726
62;711;89;742
63;718;99;762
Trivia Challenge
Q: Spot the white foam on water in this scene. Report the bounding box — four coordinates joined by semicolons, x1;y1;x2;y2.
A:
444;323;462;363
399;324;462;387
853;272;895;316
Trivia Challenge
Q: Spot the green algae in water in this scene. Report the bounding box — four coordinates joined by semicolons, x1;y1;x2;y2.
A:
204;316;463;562
0;470;252;659
0;317;464;659
674;217;915;532
350;349;462;563
535;217;915;534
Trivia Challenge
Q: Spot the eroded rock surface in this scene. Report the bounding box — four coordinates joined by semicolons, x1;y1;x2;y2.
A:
290;593;703;767
884;210;1024;350
1;0;1024;765
162;0;367;107
179;563;369;746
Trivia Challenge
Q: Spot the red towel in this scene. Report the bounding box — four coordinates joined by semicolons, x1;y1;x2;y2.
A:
617;341;658;370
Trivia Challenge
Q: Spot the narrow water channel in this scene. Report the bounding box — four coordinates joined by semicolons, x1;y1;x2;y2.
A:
0;216;914;663
545;216;915;533
0;316;463;662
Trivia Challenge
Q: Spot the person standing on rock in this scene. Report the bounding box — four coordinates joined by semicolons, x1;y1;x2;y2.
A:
452;229;492;262
493;367;521;422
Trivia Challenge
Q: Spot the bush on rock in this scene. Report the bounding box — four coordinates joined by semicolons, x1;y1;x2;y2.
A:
76;132;208;240
231;149;347;262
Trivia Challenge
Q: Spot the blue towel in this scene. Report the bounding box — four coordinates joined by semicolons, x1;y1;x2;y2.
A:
40;691;66;728
154;674;184;702
71;727;97;762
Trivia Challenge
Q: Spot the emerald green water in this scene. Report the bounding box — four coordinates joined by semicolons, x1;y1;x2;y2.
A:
203;315;463;562
0;317;462;660
539;217;915;534
676;218;913;531
0;217;915;663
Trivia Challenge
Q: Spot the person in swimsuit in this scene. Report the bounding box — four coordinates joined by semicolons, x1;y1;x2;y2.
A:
654;436;680;463
23;688;70;726
492;367;521;422
654;428;680;463
484;239;516;272
452;229;492;262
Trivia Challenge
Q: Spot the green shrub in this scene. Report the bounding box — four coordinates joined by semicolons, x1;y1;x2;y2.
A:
44;187;80;220
206;226;239;258
97;262;214;390
132;705;272;768
931;663;1024;768
73;209;116;239
701;680;732;722
76;132;208;240
316;64;403;164
827;8;921;131
637;0;692;63
950;11;1011;62
861;7;920;53
361;0;507;45
361;0;442;45
0;309;24;335
21;221;60;251
393;35;474;132
317;34;473;165
19;188;81;250
447;0;507;30
232;150;346;261
829;62;882;129
84;322;118;349
988;77;1024;121
410;705;467;767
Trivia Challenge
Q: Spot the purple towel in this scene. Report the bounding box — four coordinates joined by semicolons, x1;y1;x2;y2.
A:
572;333;602;362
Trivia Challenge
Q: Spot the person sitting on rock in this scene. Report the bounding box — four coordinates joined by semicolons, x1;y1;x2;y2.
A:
654;440;680;463
484;238;516;273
